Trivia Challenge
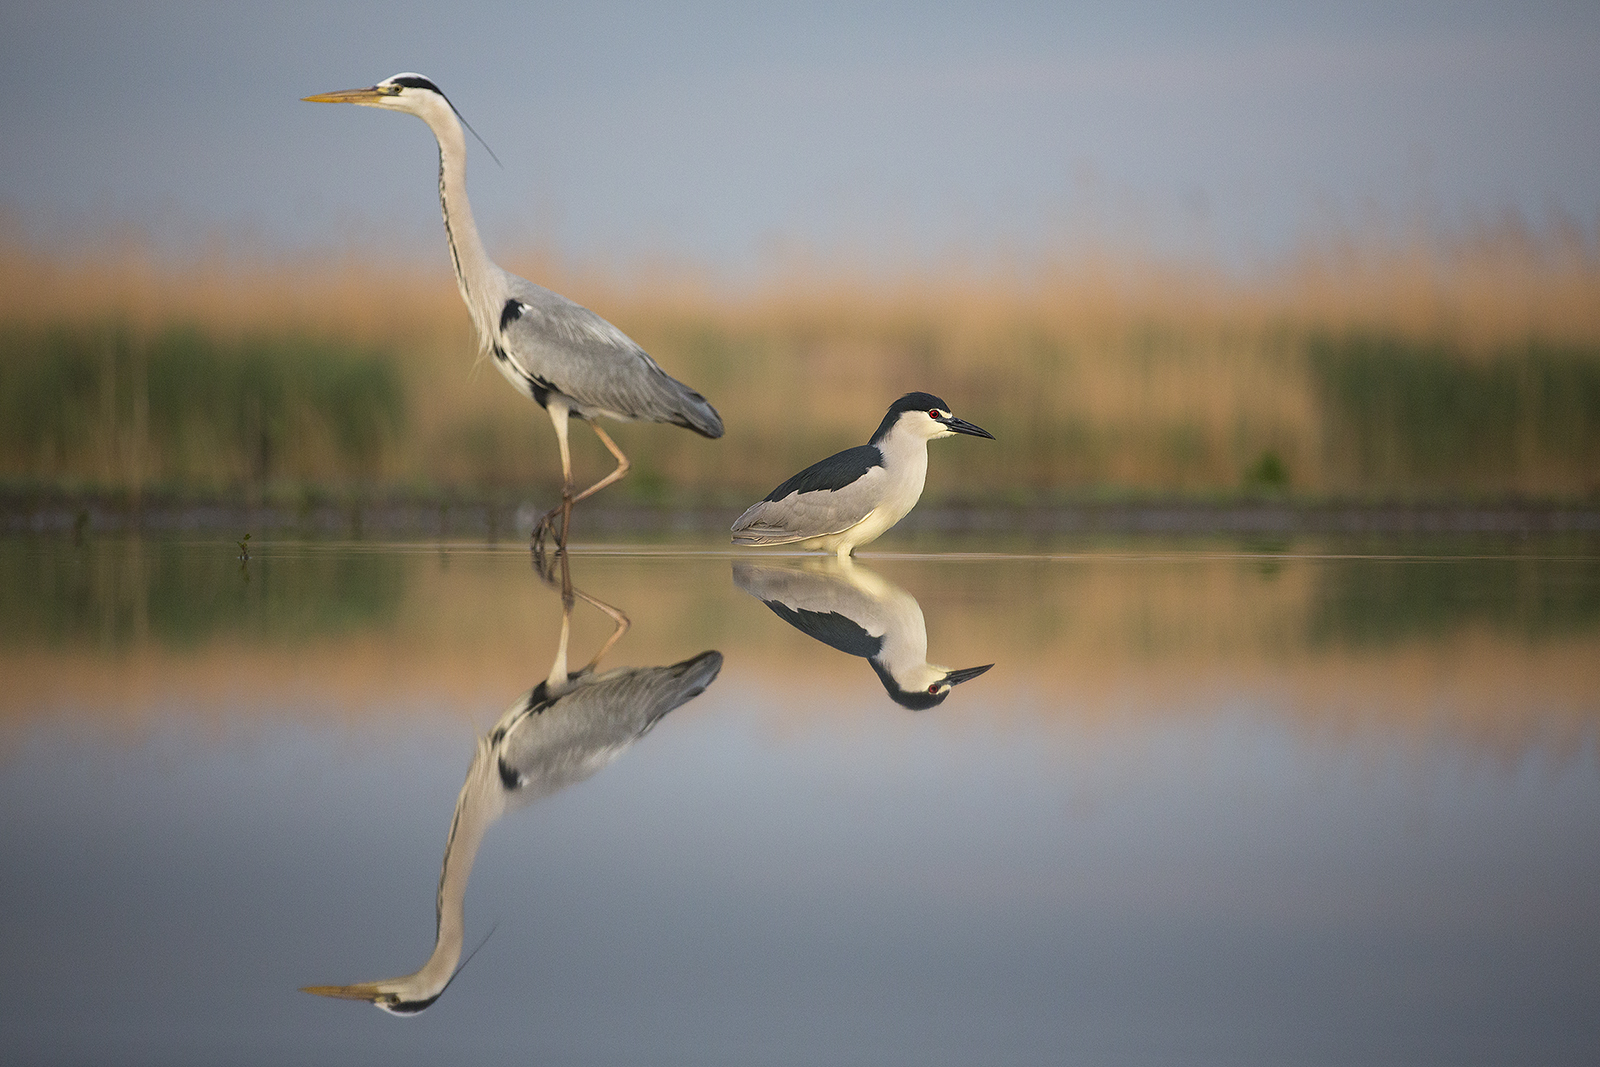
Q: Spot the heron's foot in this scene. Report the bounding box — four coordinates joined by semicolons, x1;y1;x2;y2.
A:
530;536;556;581
531;503;565;555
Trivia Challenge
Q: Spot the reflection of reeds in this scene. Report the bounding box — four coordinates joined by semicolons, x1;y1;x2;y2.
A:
3;218;1598;499
2;545;1595;761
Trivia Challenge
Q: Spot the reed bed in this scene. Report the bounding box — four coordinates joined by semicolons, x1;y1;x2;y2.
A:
2;217;1598;502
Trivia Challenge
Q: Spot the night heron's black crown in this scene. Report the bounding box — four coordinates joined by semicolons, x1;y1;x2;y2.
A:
870;392;952;444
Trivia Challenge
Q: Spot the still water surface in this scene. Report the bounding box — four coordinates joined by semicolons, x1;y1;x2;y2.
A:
3;534;1598;1065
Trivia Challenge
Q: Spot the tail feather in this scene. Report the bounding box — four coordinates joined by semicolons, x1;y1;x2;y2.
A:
675;389;723;439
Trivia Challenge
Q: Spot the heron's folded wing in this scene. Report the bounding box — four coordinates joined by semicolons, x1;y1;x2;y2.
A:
497;652;723;798
500;282;722;436
731;462;889;543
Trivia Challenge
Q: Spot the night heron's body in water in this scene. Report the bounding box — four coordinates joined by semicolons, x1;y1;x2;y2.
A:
304;74;722;547
302;560;722;1014
731;392;993;557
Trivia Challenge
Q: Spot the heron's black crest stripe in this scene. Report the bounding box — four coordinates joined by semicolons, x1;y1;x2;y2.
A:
762;444;883;502
391;75;443;94
385;994;442;1015
499;299;524;332
870;392;950;445
762;602;882;659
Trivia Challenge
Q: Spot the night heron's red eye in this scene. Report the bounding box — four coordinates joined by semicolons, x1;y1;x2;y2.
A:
928;683;939;694
928;409;941;419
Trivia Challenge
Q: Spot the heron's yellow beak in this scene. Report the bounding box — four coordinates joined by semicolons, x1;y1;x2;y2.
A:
300;981;385;1001
302;87;386;105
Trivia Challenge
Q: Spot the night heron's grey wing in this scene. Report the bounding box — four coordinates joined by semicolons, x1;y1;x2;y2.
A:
498;281;722;437
732;562;890;657
730;447;889;545
494;651;722;800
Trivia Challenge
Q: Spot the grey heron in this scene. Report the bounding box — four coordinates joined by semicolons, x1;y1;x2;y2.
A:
301;563;722;1014
304;73;723;547
733;557;991;709
731;392;992;557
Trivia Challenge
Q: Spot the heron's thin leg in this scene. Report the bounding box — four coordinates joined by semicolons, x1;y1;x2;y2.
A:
571;586;631;671
557;542;575;604
545;593;573;691
534;401;574;551
532;545;628;675
566;422;631;507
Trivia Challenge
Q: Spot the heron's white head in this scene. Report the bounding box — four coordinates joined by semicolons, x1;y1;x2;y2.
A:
300;977;443;1016
871;391;995;445
304;73;500;168
877;660;995;710
303;72;449;115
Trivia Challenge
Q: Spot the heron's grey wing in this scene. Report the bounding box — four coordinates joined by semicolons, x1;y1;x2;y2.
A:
730;461;891;544
496;651;722;799
500;281;722;437
732;563;888;657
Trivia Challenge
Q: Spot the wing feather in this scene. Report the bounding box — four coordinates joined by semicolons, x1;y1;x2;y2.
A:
499;280;722;437
731;464;888;544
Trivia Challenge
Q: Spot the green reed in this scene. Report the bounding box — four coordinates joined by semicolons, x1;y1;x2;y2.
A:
0;320;405;490
1309;332;1600;495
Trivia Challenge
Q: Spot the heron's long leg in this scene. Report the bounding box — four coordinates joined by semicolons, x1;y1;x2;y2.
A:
571;586;631;671
567;422;631;506
545;597;573;691
534;401;575;551
531;544;630;678
535;416;628;552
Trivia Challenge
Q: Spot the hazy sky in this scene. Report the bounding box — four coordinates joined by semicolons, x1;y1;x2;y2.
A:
3;1;1597;274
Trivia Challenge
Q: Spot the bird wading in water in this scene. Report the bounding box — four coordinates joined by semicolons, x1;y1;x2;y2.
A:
304;74;723;548
731;392;993;557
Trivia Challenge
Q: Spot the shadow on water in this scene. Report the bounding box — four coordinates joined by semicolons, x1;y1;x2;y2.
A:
733;557;992;710
300;547;721;1015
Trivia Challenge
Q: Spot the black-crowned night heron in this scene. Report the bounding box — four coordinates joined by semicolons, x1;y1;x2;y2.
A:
730;392;993;556
733;557;992;709
304;74;723;549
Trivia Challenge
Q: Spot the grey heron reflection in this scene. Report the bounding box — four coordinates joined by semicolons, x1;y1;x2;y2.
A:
302;553;721;1014
733;558;992;709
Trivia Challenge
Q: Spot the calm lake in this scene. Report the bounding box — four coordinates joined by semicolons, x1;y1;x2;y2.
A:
3;533;1598;1066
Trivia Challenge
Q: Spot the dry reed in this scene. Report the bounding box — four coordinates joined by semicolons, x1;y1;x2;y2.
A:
3;215;1598;499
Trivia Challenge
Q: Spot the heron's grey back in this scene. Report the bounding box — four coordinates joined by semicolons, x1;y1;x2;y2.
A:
730;463;889;544
496;651;723;799
502;279;722;437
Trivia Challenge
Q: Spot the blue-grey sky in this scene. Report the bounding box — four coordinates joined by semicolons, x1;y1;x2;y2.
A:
3;1;1597;275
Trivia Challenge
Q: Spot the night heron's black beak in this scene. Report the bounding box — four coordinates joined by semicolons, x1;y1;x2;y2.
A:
942;663;995;686
942;416;995;439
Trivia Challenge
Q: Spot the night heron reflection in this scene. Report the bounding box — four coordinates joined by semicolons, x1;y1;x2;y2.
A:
734;557;991;709
302;559;721;1014
304;74;723;549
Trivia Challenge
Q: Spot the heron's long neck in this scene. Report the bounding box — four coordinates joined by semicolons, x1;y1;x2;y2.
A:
427;109;498;345
401;744;502;997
